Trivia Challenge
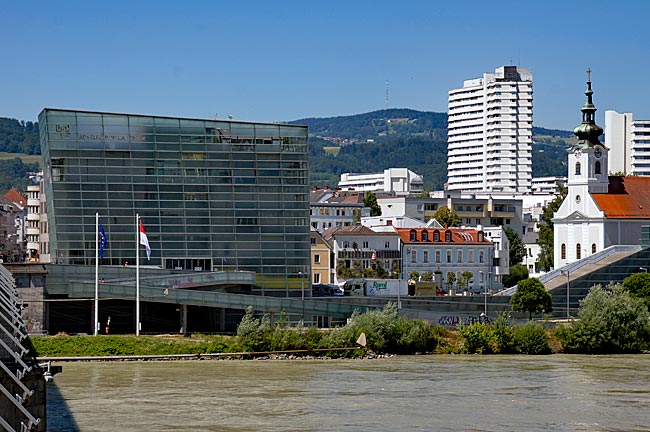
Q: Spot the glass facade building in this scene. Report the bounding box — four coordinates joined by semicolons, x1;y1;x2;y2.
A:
39;108;310;295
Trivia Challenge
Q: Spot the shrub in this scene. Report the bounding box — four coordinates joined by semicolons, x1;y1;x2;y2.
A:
236;306;271;351
557;283;650;354
491;313;515;354
458;322;493;354
513;322;550;354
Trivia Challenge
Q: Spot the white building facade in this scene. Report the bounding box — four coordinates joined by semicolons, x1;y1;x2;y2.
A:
605;110;650;176
339;168;423;195
447;66;533;193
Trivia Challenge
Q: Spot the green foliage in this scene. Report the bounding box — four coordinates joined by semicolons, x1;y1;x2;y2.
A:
0;158;39;193
431;207;460;228
363;191;382;216
421;271;433;281
502;264;529;288
491;313;515;354
505;227;526;265
510;278;553;319
513;322;551;355
458;322;494;354
236;306;272;351
537;185;567;271
622;272;650;310
0;117;40;155
556;283;650;354
31;334;237;357
457;271;474;292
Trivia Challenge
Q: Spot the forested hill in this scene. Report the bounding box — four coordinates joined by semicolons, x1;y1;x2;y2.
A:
290;109;448;141
0;117;40;154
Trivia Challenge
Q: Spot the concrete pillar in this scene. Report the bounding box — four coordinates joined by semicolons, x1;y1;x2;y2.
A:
180;304;188;334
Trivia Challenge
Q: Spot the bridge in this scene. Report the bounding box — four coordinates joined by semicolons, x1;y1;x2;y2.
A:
0;265;47;431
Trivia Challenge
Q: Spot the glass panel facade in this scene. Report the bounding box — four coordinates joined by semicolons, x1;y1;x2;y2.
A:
39;109;310;293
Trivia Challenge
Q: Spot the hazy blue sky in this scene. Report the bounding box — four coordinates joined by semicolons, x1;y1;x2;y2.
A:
3;0;649;130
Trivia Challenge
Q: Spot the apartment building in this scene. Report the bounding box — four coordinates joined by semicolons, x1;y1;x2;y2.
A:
448;66;533;192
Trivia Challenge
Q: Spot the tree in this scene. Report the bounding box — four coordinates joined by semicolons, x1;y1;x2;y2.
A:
446;271;456;292
556;283;650;353
536;185;567;271
505;227;526;265
457;271;474;293
363;191;381;217
432;207;460;228
502;264;529;288
510;278;553;320
622;272;650;310
421;271;433;281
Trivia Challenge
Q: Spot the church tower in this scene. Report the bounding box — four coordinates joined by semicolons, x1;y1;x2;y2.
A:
567;69;609;197
553;70;609;268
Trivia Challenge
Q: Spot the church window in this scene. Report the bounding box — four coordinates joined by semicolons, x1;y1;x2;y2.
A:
592;243;596;254
576;244;581;260
595;161;601;175
575;162;581;175
561;244;566;259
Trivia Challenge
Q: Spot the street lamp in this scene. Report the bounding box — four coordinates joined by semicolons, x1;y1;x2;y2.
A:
561;269;570;319
640;267;647;273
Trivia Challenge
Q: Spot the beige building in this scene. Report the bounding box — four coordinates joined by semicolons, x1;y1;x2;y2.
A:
311;227;334;285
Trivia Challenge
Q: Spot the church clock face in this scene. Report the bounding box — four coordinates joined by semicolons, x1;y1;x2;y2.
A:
594;147;602;159
574;149;582;158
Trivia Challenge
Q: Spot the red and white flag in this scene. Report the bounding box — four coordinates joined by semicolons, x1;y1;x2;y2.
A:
139;219;151;260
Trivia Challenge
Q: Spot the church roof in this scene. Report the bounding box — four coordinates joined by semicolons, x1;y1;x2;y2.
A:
592;176;650;218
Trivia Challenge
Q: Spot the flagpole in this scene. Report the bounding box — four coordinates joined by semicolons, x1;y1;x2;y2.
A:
94;212;99;336
136;213;140;336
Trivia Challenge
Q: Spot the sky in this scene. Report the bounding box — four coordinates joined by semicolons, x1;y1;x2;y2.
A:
2;0;650;130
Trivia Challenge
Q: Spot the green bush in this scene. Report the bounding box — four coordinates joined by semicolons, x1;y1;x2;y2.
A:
556;283;650;354
458;322;493;354
491;313;515;354
513;322;550;355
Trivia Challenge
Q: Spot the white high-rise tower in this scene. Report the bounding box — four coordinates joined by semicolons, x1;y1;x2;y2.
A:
447;66;533;192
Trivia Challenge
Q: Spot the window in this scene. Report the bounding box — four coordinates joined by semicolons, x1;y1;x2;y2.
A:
595;161;601;175
478;232;484;242
468;250;474;263
422;230;428;241
445;231;451;242
575;162;581;175
435;250;441;263
314;254;320;264
423;250;429;263
592;243;597;254
561;243;566;259
411;249;417;263
310;237;316;245
446;250;452;263
343;241;349;248
410;230;416;241
576;243;581;260
313;273;321;284
384;241;390;248
434;231;440;242
479;251;484;263
362;241;369;248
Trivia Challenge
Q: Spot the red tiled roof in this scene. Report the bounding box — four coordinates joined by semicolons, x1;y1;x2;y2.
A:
5;188;26;206
395;227;491;245
592;176;650;219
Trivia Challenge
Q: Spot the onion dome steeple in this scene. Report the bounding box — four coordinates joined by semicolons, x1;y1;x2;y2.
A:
573;68;604;148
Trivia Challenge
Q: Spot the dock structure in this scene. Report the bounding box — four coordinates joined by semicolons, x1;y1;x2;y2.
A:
0;265;48;431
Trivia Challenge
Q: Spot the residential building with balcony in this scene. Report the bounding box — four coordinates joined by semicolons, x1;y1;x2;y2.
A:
377;193;523;236
26;185;41;260
605;110;650;176
448;65;533;193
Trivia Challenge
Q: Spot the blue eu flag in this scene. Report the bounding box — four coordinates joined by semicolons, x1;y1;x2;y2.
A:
99;223;108;259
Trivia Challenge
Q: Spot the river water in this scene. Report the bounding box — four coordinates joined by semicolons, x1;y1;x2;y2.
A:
46;355;650;432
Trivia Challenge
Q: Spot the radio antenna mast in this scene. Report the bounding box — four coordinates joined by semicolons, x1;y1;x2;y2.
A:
385;80;389;110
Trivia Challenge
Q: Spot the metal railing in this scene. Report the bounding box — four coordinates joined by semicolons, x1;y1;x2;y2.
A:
0;264;43;431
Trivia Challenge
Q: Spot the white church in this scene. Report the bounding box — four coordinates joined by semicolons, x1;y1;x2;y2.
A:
553;71;650;268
